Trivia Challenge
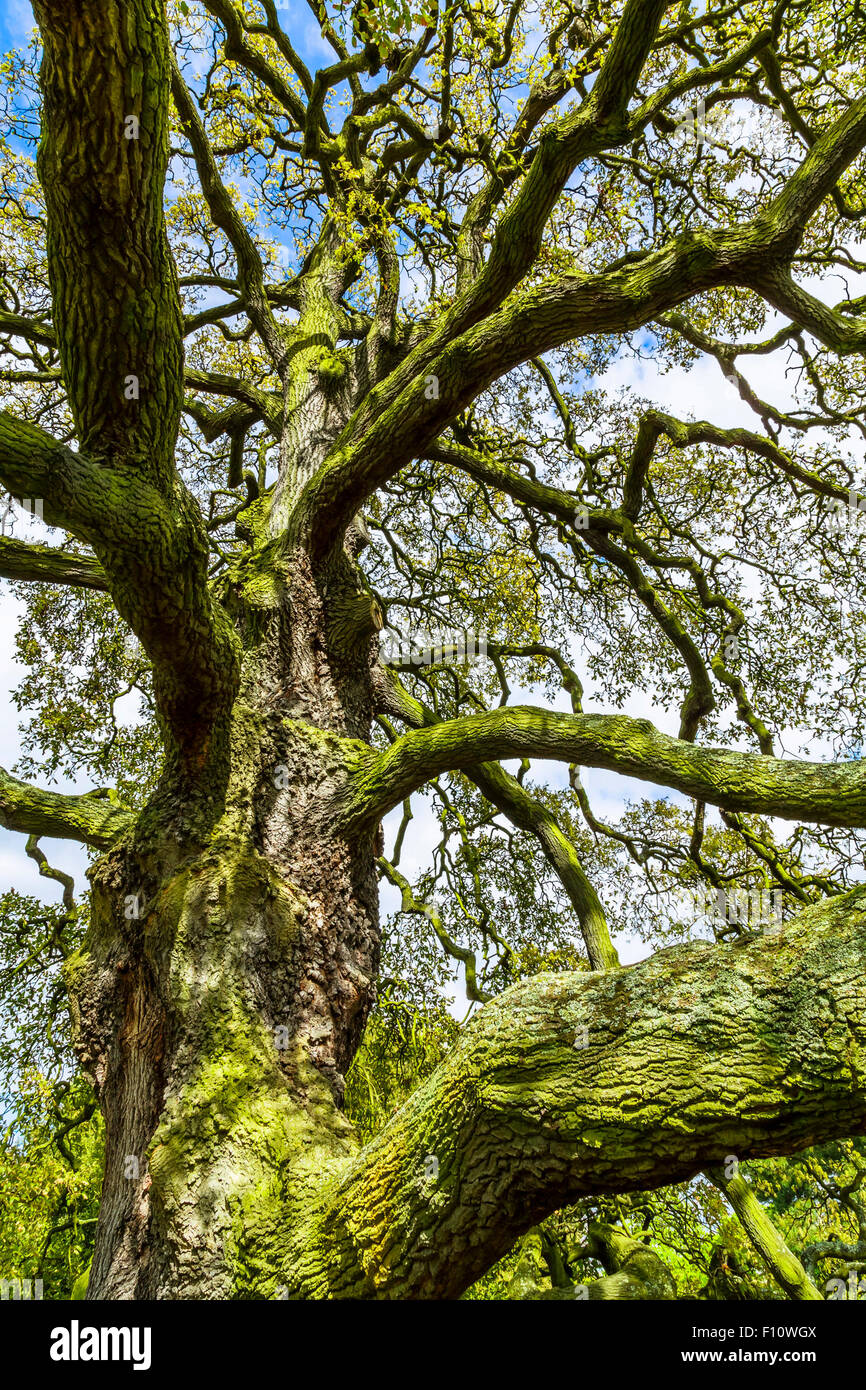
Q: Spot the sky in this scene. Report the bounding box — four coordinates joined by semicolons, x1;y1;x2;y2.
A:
1;1;862;998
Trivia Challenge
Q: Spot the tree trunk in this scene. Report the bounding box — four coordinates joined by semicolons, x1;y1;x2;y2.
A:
72;494;383;1298
66;523;866;1302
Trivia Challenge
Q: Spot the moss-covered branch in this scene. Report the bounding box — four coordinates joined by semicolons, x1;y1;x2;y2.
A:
707;1164;823;1301
505;1222;676;1300
0;308;56;350
340;705;866;834
0;410;240;769
32;0;184;489
0;767;133;849
0;536;107;591
374;667;619;971
278;889;866;1298
294;94;866;555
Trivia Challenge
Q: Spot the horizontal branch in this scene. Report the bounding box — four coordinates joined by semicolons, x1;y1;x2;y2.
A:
0;767;133;850
802;1239;866;1281
374;667;619;971
184;369;283;432
282;888;866;1297
0;536;107;591
0;308;56;350
340;707;866;833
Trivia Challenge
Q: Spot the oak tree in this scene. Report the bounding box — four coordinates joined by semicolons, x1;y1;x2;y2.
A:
3;0;866;1300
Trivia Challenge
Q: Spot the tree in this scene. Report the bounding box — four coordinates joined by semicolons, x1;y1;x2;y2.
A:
2;0;866;1300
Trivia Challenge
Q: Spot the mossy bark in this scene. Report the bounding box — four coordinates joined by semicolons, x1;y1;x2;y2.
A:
260;889;866;1298
72;548;383;1298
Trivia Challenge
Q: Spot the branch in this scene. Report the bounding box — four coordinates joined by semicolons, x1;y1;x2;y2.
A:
0;536;107;591
748;264;866;355
294;94;866;554
802;1240;866;1282
0;410;122;540
452;0;671;321
374;667;619;971
578;1223;677;1301
505;1222;676;1299
0;768;133;850
0;411;241;765
377;856;492;1004
32;0;184;488
339;707;866;834
184;369;283;436
280;887;866;1297
170;52;289;373
25;834;75;913
0;308;56;350
707;1164;823;1301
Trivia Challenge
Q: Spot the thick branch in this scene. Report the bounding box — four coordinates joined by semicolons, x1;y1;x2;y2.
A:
32;0;184;488
281;888;866;1297
0;767;133;850
0;411;240;765
802;1240;866;1282
340;707;866;834
374;668;619;971
0;536;107;591
506;1222;676;1300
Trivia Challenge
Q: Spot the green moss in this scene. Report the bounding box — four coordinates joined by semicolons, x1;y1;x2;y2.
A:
313;347;349;386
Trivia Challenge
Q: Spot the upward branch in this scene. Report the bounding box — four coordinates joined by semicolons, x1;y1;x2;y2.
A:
294;85;866;557
32;0;184;488
170;52;290;373
22;1;242;771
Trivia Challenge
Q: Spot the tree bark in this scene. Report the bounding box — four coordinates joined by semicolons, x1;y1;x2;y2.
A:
707;1165;823;1300
192;885;866;1299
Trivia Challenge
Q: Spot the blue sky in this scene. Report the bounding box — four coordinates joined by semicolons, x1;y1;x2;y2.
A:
0;1;34;50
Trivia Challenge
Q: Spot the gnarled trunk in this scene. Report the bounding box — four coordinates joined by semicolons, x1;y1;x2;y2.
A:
72;535;381;1299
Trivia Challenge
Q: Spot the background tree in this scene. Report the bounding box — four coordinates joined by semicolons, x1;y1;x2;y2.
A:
3;0;866;1300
